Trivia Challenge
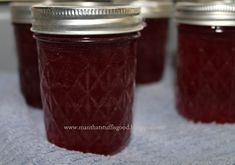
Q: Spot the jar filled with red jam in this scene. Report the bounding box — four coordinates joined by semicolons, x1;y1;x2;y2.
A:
176;2;235;123
132;0;173;84
32;3;143;155
11;2;42;108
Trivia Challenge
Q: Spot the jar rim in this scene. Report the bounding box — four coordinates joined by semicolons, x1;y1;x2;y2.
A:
31;2;144;35
10;1;117;24
176;2;235;26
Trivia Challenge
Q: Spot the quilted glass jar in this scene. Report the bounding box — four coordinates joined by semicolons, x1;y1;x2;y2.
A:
11;2;42;108
176;2;235;123
133;0;173;84
32;3;143;155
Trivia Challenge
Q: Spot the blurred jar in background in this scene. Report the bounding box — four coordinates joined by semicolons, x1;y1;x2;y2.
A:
176;2;235;123
32;3;143;155
133;0;173;84
11;2;42;108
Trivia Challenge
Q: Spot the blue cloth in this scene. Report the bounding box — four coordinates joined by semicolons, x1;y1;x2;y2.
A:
1;70;235;165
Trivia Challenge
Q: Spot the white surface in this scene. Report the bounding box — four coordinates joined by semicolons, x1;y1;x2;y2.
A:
1;69;235;164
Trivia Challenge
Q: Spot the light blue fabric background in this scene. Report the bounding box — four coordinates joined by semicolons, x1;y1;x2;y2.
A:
1;68;235;165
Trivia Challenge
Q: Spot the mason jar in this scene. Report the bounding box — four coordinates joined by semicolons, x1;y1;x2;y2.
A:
176;2;235;123
32;3;143;155
11;2;42;108
133;0;173;84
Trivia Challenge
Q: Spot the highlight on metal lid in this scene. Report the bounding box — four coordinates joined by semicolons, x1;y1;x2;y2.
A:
176;1;235;26
10;0;114;24
31;2;144;35
131;0;173;18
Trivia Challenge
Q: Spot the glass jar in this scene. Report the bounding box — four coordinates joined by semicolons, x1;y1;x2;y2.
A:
176;2;235;123
32;3;143;155
11;2;42;108
132;0;173;84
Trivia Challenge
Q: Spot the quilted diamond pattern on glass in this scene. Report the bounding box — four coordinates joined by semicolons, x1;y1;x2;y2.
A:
177;25;235;123
37;35;137;154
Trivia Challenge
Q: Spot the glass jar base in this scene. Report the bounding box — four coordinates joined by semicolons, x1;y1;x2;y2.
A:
25;98;42;109
136;73;163;84
177;107;235;124
47;134;131;155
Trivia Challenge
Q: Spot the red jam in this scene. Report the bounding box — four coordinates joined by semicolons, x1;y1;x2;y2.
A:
136;18;169;84
35;33;139;155
177;24;235;123
13;23;42;108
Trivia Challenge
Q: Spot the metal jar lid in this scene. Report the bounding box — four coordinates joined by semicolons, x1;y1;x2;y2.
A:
131;0;173;18
10;1;112;24
31;3;144;35
176;2;235;26
10;1;44;24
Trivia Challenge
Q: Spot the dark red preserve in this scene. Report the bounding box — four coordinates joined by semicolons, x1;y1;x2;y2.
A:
11;2;42;108
13;24;42;108
176;2;235;123
133;0;173;84
136;18;169;84
32;3;143;155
